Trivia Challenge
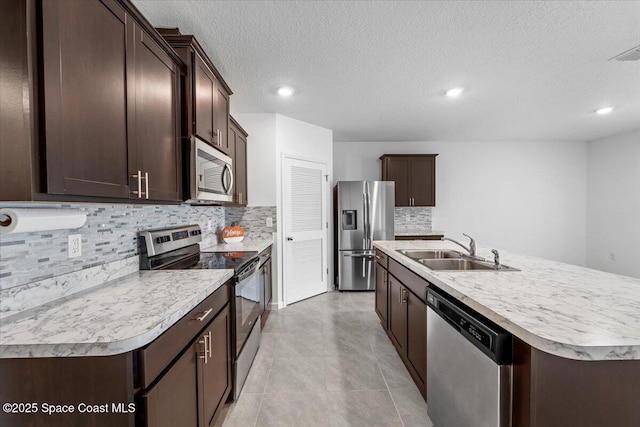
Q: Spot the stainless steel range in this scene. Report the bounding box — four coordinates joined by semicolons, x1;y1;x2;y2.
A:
138;224;262;400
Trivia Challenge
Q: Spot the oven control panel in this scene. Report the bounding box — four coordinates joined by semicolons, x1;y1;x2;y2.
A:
139;224;203;257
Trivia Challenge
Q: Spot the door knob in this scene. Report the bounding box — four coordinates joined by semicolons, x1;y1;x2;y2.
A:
287;237;293;241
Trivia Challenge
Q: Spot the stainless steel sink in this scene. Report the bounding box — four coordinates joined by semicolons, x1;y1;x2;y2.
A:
419;258;519;271
397;249;462;260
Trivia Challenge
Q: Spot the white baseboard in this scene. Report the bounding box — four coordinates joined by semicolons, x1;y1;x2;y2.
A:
271;301;285;310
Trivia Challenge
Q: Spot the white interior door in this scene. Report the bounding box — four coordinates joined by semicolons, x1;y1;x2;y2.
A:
283;157;327;304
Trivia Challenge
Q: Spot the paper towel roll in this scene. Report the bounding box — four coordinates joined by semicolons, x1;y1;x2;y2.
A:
0;208;87;234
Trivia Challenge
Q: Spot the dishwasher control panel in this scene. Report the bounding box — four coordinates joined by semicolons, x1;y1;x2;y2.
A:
426;286;512;365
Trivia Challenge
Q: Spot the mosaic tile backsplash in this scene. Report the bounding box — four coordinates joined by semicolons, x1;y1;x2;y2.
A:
224;206;277;241
394;207;432;231
0;203;225;291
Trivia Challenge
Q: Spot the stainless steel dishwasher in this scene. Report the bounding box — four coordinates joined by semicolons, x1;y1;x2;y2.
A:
426;287;512;427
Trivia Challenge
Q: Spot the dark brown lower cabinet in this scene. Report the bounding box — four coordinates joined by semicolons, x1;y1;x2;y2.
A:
0;353;136;427
405;290;426;396
144;348;198;427
387;276;406;353
198;305;232;427
375;262;388;327
376;259;427;399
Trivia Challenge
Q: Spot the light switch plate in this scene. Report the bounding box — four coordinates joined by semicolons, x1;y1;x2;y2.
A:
68;234;82;258
266;217;273;228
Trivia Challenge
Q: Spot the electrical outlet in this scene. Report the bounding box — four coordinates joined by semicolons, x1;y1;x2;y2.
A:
405;214;410;221
207;220;212;231
266;217;273;228
610;253;616;261
68;234;82;258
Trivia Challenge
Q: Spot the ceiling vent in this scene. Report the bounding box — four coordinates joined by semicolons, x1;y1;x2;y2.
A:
610;44;640;61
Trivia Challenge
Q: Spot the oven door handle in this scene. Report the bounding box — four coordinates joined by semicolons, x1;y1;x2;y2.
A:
236;259;260;282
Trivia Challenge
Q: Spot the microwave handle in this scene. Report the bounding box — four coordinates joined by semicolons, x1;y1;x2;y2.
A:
222;163;234;196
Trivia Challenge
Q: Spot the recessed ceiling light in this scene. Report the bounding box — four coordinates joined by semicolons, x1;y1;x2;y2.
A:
277;86;294;97
445;87;464;97
595;106;613;115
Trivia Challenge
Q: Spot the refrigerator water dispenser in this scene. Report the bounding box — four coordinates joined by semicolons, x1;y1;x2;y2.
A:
342;210;357;230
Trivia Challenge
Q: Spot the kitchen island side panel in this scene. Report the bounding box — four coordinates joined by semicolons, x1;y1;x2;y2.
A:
0;353;136;427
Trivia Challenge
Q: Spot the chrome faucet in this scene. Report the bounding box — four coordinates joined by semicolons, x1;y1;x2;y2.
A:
441;233;477;258
491;249;502;270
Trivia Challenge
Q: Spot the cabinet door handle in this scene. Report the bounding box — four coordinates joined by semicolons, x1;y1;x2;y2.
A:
131;171;144;198
199;333;209;364
207;331;212;358
196;308;213;322
145;172;149;199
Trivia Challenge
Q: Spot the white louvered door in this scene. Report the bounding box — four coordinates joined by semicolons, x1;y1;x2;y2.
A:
283;157;327;304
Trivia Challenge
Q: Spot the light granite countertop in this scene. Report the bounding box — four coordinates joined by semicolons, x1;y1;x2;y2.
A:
0;269;233;358
200;237;273;253
374;240;640;361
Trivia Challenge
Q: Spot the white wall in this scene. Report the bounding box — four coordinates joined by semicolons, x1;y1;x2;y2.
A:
276;115;334;302
232;114;334;306
334;140;588;266
233;113;277;206
586;129;640;278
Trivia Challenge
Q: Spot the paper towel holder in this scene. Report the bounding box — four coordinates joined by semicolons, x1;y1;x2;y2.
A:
0;214;11;227
0;208;88;234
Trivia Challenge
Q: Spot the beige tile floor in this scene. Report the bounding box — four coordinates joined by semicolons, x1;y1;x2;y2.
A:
221;291;434;427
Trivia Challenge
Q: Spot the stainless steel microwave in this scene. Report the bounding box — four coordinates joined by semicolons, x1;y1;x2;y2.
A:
186;136;233;203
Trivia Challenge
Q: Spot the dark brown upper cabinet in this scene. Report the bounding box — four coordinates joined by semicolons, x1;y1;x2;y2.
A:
0;0;184;203
156;29;233;157
229;116;248;206
380;154;438;207
40;0;131;199
214;79;231;155
129;25;181;202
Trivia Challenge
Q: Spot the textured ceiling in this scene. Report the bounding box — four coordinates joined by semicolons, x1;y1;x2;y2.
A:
133;0;640;142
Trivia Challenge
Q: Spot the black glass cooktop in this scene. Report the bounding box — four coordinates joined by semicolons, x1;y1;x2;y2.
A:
188;251;259;273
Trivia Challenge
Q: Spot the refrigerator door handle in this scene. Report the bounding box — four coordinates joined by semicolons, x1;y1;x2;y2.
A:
363;186;372;249
343;253;375;258
362;192;367;248
363;256;367;277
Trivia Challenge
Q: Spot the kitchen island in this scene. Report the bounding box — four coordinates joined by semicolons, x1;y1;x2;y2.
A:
374;240;640;427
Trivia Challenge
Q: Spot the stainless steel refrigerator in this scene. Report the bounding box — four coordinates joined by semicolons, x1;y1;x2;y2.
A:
336;181;395;291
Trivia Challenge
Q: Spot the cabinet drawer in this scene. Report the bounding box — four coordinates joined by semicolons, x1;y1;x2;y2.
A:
139;281;231;388
375;249;388;269
388;258;428;303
